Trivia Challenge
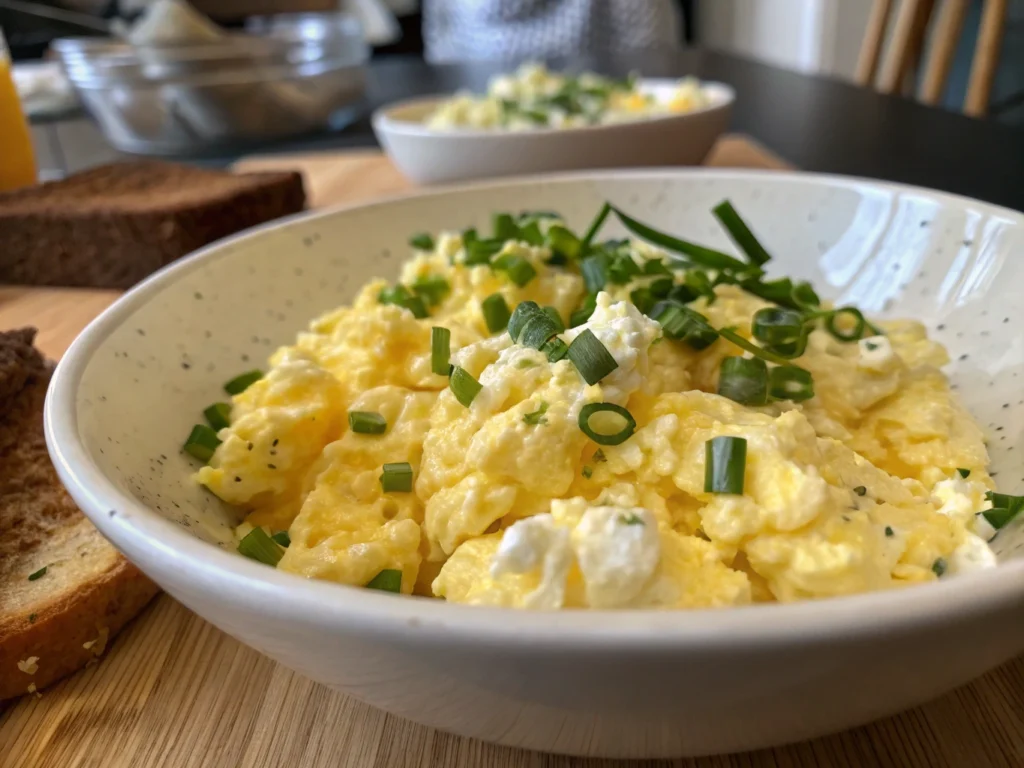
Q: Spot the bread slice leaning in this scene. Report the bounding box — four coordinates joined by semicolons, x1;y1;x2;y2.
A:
0;328;159;700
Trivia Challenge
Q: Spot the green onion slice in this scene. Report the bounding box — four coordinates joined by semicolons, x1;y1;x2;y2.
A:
712;200;772;266
957;468;971;479
547;225;581;261
523;401;550;425
28;566;47;581
768;365;815;402
825;308;867;342
449;366;483;407
519;220;544;246
412;275;451;307
608;254;642;285
649;277;674;298
540;337;569;363
431;326;451;376
752;307;805;345
238;527;283;566
718;356;768;406
581;253;609;294
578;403;636;445
570;294;597;327
630;287;655;316
719;327;808;368
271;531;291;547
568;330;619;385
465;238;504;266
508;300;541;341
493;212;519;241
580;202;612;252
854;486;867;496
184;424;221;462
349;411;387;435
791;282;821;310
366;568;403;593
203;402;231;431
519;313;560;350
983;491;1024;530
704;436;747;494
541;306;565;333
932;558;947;577
409;233;434;250
380;462;414;493
644;259;672;276
224;370;262;395
652;303;719;350
493;253;537;287
611;206;753;274
482;293;512;333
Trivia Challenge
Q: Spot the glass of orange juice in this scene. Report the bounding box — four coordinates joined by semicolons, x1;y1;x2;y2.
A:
0;27;37;192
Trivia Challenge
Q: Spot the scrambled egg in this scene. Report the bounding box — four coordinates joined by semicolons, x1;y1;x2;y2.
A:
195;208;1003;610
426;62;709;131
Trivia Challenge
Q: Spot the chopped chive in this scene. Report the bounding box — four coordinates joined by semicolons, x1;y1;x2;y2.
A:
349;411;387;435
224;370;262;395
493;213;519;241
578;402;636;445
380;462;414;493
28;566;47;581
957;468;971;479
649;277;674;298
607;253;642;285
412;275;451;306
465;238;504;266
570;294;597;327
449;366;483;407
983;491;1024;530
379;285;429;318
931;558;947;577
717;356;768;406
752;307;805;346
853;486;867;496
523;401;549;425
582;466;594;479
508;301;542;341
593;448;606;462
610;206;753;274
547;225;581;261
791;282;821;310
519;313;561;350
409;233;434;250
519;220;544;246
768;365;815;402
271;531;291;547
541;306;565;333
630;287;655;315
581;254;608;294
431;327;451;376
366;568;403;593
404;295;429;319
482;293;512;334
704;436;747;494
652;303;719;350
568;329;619;385
184;424;221;462
494;254;537;287
238;527;283;566
203;402;231;431
580;202;612;252
885;526;894;537
541;337;569;362
619;512;645;526
825;307;867;342
643;259;672;276
719;327;806;367
712;200;772;266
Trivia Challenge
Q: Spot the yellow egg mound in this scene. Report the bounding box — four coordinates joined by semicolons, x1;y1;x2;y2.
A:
194;206;1004;611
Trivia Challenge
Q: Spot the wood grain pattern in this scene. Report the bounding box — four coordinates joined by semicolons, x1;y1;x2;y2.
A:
964;0;1009;117
2;139;1022;768
919;0;971;104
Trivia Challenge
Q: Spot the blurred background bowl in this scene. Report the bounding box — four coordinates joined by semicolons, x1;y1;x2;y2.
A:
52;13;369;156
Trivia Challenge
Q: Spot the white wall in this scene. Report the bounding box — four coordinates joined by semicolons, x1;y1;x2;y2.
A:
699;0;873;81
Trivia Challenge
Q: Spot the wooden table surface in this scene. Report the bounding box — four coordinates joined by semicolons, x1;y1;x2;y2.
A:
2;139;1023;768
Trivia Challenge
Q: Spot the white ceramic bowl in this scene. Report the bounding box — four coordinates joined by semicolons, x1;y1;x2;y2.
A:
47;170;1024;759
372;80;734;184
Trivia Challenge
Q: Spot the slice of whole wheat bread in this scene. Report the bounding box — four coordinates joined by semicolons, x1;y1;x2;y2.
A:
0;328;159;700
0;160;306;289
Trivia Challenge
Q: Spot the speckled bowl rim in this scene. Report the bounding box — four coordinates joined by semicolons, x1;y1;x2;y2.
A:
46;168;1024;650
371;79;735;139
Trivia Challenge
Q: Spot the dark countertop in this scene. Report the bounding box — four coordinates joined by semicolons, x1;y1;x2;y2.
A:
31;49;1024;210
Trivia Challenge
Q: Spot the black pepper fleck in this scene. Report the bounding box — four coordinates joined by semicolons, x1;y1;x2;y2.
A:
247;442;254;451
181;362;191;370
195;291;203;300
234;476;242;482
268;464;277;469
959;354;969;361
272;439;279;447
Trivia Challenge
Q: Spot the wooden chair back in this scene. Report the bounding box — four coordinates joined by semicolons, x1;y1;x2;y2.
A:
855;0;1009;117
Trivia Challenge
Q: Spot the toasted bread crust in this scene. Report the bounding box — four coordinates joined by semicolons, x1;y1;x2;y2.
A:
0;328;159;700
0;161;306;289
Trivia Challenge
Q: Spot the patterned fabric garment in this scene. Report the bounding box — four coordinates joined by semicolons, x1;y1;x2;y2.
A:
423;0;682;63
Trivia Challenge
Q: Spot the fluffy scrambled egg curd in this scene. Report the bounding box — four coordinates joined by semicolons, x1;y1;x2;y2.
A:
426;62;709;131
184;202;1018;611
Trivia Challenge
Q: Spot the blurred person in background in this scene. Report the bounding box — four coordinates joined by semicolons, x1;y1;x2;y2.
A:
422;0;683;63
